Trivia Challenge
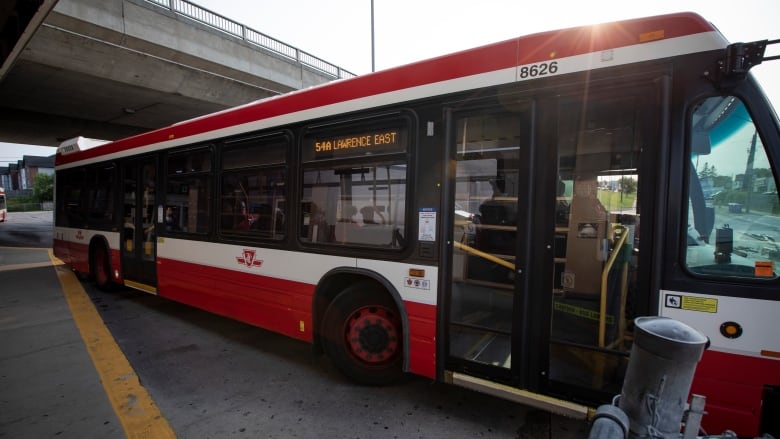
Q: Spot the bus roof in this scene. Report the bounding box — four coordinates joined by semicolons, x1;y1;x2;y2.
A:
56;12;724;169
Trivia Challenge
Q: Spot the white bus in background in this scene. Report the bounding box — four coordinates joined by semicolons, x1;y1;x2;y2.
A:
0;187;7;222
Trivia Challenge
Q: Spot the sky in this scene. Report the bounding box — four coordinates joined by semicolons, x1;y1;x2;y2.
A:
2;0;779;165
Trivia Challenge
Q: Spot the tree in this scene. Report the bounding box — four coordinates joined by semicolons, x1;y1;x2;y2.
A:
754;168;773;179
713;175;733;190
619;177;637;194
699;162;718;179
33;173;53;202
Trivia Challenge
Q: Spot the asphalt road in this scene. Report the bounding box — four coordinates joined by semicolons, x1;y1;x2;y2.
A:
0;212;589;438
0;210;54;248
83;283;588;438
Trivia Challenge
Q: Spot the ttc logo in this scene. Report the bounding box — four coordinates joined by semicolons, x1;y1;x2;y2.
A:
236;249;263;268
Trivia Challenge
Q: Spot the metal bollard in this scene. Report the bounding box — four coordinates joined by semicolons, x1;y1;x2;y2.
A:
618;317;708;439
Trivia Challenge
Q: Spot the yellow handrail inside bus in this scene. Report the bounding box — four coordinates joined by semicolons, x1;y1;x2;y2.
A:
455;229;628;349
453;241;516;271
599;225;629;348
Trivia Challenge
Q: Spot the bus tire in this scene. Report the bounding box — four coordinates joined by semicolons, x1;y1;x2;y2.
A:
91;244;114;291
321;282;404;386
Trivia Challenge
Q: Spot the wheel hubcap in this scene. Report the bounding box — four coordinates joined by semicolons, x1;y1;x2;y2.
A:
346;305;399;364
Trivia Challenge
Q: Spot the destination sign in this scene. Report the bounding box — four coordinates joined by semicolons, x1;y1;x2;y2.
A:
305;126;406;161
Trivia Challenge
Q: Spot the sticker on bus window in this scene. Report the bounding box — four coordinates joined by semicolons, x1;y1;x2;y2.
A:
419;208;436;242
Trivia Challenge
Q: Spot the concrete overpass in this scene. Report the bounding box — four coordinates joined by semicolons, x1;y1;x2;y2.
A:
0;0;356;146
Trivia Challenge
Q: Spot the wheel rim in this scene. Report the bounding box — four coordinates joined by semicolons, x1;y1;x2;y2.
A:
345;305;400;365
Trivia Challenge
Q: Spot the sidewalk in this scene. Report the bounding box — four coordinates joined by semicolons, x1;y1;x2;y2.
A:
0;247;122;438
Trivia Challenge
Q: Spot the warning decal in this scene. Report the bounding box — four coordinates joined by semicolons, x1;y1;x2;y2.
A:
553;301;614;325
664;293;718;313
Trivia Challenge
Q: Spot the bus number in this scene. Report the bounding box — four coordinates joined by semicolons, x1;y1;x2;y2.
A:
519;61;559;79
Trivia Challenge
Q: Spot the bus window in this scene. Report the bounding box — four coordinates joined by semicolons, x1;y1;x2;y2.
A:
58;168;86;228
300;163;407;247
166;148;212;235
85;165;116;230
220;136;287;240
685;96;780;279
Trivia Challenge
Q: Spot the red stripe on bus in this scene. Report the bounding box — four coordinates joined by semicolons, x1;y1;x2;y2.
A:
691;349;780;437
158;257;316;342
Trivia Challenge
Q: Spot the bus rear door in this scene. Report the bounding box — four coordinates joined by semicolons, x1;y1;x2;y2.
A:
121;157;158;293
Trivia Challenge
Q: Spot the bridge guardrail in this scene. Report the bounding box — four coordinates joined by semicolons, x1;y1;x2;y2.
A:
144;0;357;79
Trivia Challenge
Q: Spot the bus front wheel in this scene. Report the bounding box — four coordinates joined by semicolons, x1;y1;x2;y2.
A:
321;283;404;386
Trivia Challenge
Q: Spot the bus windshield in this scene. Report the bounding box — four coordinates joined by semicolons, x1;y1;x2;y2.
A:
685;96;780;279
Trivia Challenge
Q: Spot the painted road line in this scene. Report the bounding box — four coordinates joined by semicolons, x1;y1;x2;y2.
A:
48;250;177;439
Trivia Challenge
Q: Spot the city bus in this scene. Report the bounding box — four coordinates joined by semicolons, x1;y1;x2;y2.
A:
0;187;6;222
53;12;780;437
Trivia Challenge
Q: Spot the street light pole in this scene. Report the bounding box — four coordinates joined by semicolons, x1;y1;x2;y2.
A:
371;0;375;72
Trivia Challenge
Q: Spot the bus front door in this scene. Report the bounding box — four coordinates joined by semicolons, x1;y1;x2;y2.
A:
446;105;532;383
121;157;158;293
445;81;660;404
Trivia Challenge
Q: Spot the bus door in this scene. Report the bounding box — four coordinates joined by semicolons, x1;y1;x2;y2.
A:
544;86;659;401
446;81;662;402
121;157;158;293
446;104;533;383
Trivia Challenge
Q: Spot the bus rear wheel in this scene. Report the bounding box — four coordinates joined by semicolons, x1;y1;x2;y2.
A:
91;244;114;291
321;283;403;386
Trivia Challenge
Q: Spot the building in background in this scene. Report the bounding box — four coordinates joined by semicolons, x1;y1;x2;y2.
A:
0;155;54;195
0;166;9;189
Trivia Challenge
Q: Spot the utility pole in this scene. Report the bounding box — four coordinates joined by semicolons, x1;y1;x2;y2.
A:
371;0;375;72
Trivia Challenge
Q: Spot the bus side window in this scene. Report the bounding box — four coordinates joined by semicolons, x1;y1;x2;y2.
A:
219;136;288;240
685;96;780;279
166;148;212;235
300;164;407;247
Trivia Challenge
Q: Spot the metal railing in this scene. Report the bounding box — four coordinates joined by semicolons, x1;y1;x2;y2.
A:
143;0;357;79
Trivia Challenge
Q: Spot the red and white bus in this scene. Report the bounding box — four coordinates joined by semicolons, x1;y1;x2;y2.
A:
0;187;6;222
54;13;780;437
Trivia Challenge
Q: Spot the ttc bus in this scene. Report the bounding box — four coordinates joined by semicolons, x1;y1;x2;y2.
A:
0;187;6;222
54;13;779;437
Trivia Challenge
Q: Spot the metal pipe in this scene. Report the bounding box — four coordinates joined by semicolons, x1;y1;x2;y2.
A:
599;226;629;347
588;404;629;439
618;317;708;438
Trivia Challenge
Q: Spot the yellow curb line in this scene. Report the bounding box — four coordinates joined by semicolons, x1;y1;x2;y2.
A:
48;249;176;439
